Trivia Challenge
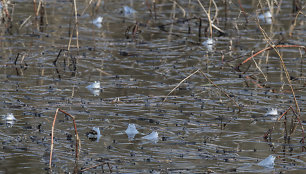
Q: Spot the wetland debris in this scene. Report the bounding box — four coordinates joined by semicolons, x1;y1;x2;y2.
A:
125;124;139;140
142;131;158;142
258;155;276;168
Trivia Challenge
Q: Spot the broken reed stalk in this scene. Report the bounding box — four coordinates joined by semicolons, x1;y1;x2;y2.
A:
33;0;37;16
35;0;41;17
19;15;32;30
49;108;81;169
197;0;213;38
67;0;80;52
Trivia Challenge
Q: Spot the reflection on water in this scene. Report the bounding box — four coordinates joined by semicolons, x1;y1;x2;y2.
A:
0;0;305;173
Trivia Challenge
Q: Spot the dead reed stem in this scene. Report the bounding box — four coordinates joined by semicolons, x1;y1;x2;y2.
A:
35;0;41;17
197;0;213;38
256;21;303;116
68;0;80;52
49;108;81;170
33;0;37;16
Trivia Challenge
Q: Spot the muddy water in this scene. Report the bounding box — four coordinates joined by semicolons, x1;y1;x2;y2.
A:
0;0;305;173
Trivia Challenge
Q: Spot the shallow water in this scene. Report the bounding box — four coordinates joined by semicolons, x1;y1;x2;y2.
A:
0;0;305;173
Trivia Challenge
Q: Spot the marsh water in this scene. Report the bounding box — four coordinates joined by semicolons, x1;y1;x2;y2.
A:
0;0;305;173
